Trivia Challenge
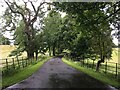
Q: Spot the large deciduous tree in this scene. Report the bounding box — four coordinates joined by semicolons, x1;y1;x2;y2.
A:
3;0;50;59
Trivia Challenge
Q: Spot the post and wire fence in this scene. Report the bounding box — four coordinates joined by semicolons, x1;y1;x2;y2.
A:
79;59;120;78
0;56;43;75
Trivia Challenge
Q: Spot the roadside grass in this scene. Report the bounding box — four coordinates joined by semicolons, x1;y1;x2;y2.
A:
2;56;51;89
62;58;119;89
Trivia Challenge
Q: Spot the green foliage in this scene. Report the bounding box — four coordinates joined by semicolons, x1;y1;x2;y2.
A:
34;32;48;54
53;2;113;62
9;21;26;57
43;10;63;55
14;21;26;46
2;1;118;66
71;35;91;60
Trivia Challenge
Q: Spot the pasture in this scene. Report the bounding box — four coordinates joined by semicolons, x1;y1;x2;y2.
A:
0;45;27;59
0;45;119;64
0;45;27;69
111;48;119;63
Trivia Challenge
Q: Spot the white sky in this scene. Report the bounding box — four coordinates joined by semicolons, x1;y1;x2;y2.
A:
0;0;118;46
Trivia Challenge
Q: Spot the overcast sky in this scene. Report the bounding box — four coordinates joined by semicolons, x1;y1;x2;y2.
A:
0;0;118;45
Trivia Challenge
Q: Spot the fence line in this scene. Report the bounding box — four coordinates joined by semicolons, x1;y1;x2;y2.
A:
79;59;120;78
1;57;39;75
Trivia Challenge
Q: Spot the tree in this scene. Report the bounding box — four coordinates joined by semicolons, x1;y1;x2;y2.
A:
53;2;119;71
90;22;113;71
3;0;50;59
34;32;48;60
43;10;62;56
9;20;26;57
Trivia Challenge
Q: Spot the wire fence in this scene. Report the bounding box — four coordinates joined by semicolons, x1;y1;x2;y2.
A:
1;56;45;75
78;59;120;78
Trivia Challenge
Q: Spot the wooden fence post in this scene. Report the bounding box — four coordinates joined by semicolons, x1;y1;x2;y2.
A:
92;60;94;69
83;60;84;67
22;57;24;68
12;58;15;69
27;58;29;65
87;59;88;68
25;59;27;67
80;60;82;67
6;59;8;70
28;58;29;65
116;63;117;77
17;57;20;68
105;62;107;74
31;58;32;64
25;58;27;67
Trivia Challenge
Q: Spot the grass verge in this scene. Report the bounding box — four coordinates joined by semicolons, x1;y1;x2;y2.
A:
2;56;51;89
62;58;119;89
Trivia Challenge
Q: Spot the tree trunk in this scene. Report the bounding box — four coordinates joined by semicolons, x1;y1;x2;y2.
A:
26;42;34;59
96;37;105;71
24;23;35;59
53;45;55;56
35;51;38;60
27;49;34;60
48;46;51;56
96;56;105;71
27;49;34;59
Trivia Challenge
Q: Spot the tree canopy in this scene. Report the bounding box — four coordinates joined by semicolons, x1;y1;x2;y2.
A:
1;1;119;71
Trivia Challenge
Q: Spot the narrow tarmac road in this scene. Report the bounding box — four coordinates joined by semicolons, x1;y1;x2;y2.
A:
4;57;117;89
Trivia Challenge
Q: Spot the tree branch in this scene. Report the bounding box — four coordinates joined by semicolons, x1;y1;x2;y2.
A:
94;2;120;24
31;2;52;23
4;0;26;22
105;7;120;20
30;2;45;23
30;1;37;13
13;2;24;12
